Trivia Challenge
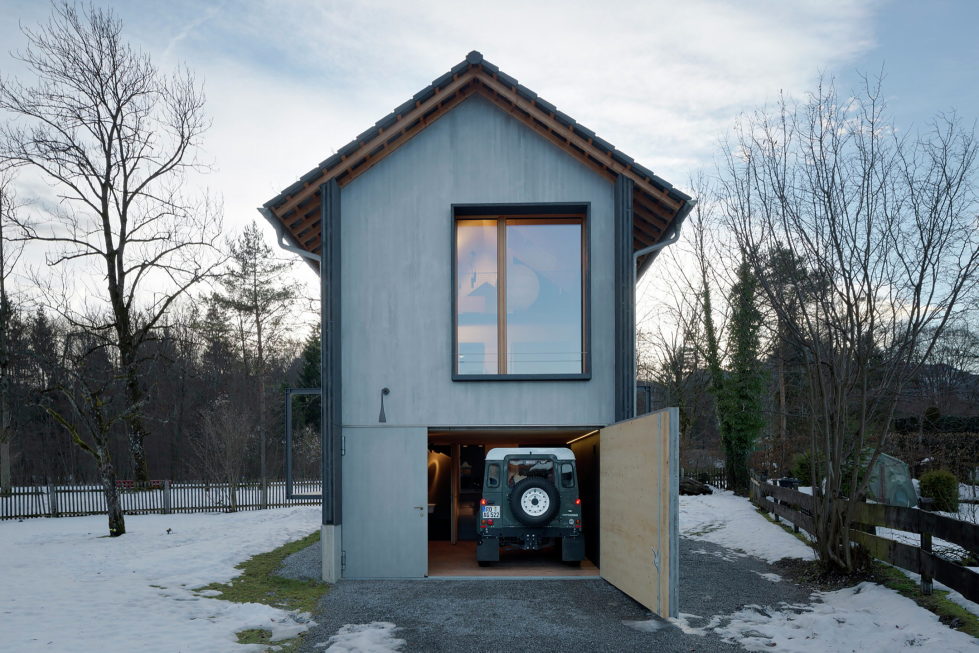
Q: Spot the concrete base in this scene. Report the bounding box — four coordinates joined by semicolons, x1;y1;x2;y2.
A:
321;524;342;583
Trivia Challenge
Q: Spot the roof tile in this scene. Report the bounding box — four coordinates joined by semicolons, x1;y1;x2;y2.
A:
393;98;417;116
338;141;359;157
515;84;537;101
592;135;614;151
431;71;455;88
554;110;575;127
611;150;634;166
356;126;379;143
413;86;435;103
375;113;398;130
318;153;342;169
534;97;556;113
495;70;518;87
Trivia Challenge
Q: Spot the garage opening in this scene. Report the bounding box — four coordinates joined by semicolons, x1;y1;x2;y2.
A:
426;427;602;577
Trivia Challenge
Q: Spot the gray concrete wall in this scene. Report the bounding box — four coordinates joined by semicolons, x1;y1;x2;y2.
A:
340;94;615;429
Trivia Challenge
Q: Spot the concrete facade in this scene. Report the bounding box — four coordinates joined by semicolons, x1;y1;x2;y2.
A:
339;95;615;430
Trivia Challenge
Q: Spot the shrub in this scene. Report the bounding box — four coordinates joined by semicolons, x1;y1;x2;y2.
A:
791;451;812;486
920;469;959;512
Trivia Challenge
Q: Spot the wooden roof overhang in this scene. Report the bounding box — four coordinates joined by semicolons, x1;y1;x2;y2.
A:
261;51;693;275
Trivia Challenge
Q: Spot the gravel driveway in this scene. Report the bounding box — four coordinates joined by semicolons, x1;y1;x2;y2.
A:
290;537;813;652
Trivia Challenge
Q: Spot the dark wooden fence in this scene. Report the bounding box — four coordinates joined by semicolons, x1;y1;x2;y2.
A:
0;480;321;520
749;478;979;603
682;468;728;490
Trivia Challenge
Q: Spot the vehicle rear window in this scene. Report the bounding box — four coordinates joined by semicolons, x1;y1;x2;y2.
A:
486;463;500;488
560;462;575;488
507;458;554;486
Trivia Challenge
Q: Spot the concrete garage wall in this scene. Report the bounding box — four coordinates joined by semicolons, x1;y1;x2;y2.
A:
339;95;615;429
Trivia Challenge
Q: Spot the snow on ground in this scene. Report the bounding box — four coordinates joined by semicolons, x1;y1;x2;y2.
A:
680;490;979;649
680;488;815;562
0;506;320;652
673;581;978;652
313;622;405;652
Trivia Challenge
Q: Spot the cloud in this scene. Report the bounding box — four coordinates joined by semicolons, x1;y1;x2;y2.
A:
1;0;883;293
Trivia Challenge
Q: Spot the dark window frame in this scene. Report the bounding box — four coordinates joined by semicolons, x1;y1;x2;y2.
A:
451;202;591;382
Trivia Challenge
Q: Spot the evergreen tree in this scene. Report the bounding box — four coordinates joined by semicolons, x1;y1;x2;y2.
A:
702;259;766;495
296;325;321;431
722;261;766;493
213;220;301;505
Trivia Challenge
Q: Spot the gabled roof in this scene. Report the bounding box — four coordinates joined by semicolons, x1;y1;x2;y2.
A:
261;51;693;272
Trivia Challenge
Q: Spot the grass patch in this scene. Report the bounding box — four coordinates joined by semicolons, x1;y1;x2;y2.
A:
200;530;328;651
756;506;979;638
236;628;273;645
873;562;979;638
755;506;813;547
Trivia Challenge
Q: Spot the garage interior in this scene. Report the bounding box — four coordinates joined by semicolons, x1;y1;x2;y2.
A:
426;427;602;577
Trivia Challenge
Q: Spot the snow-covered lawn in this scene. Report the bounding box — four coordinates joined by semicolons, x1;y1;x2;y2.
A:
680;488;814;562
677;489;979;651
2;492;974;652
674;581;978;652
0;507;320;652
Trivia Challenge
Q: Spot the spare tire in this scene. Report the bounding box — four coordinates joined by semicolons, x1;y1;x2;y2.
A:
509;477;560;526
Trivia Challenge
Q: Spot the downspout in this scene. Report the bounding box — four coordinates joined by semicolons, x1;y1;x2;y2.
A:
258;207;322;264
631;199;697;417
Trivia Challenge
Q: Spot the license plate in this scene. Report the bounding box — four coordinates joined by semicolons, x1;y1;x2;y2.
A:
481;505;500;519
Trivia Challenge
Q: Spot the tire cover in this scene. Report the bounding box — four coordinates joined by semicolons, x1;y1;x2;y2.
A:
509;477;560;526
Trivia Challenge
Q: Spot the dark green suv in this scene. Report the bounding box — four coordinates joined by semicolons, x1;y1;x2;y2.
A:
476;447;584;564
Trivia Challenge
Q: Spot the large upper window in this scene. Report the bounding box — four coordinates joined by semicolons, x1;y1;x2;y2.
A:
453;205;588;379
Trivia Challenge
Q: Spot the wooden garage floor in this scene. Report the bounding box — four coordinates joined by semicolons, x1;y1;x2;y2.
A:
428;541;600;577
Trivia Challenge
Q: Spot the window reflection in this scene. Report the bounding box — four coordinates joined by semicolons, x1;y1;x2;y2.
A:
506;220;582;375
455;215;584;376
456;220;498;375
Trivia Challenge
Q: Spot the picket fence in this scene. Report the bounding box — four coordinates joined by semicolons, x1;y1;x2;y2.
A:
0;480;321;520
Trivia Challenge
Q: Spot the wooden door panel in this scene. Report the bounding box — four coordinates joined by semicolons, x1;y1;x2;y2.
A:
599;408;678;618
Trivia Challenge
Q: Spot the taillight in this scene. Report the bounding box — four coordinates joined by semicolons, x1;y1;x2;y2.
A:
480;498;487;506
575;498;581;505
487;519;494;526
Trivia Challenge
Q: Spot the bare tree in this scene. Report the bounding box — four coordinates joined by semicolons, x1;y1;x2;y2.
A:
638;191;717;469
915;323;979;415
193;396;255;512
0;3;221;481
45;330;128;535
722;76;979;571
0;172;24;495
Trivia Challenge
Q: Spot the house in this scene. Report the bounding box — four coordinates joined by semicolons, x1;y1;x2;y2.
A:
260;51;693;618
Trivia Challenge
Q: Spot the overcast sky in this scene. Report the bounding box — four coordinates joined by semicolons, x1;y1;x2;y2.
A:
3;0;978;298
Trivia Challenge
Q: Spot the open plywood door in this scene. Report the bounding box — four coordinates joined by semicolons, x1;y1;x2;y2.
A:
599;407;679;618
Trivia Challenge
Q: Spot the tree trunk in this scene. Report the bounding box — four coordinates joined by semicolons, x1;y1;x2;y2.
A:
256;308;267;509
229;479;238;513
123;359;150;482
0;441;10;496
725;441;750;496
777;344;787;473
97;450;125;537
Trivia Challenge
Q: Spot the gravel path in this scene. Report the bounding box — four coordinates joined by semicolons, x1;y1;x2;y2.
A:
277;537;322;581
292;537;813;652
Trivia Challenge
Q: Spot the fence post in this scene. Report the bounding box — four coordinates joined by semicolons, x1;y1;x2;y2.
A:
47;482;59;517
920;531;933;595
163;480;172;515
